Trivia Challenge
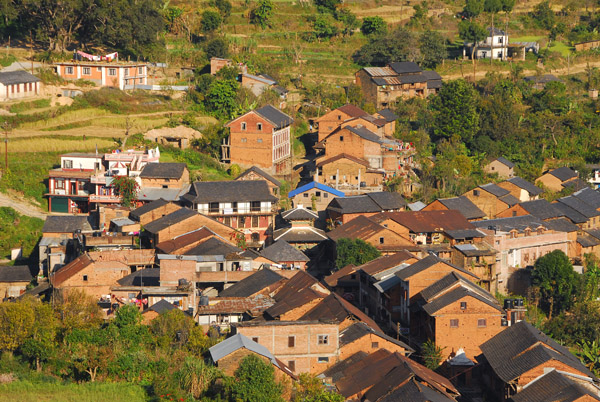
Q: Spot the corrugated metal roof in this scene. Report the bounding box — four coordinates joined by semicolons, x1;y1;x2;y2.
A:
209;333;279;366
363;67;396;77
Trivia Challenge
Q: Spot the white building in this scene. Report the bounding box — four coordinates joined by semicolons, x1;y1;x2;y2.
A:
0;71;41;101
464;27;508;60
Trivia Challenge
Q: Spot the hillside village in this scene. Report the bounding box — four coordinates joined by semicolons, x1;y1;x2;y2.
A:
2;0;600;401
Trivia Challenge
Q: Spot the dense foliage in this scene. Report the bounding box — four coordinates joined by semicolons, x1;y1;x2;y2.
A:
335;238;381;269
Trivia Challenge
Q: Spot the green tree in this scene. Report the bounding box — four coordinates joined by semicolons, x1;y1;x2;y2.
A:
575;339;600;377
293;373;344;402
112;176;140;208
335;238;381;270
463;0;484;19
421;339;444;370
204;37;229;59
19;300;58;371
430;79;479;143
201;10;222;33
204;79;239;120
531;1;555;30
227;354;284;402
360;16;387;37
313;14;338;40
54;289;103;336
211;0;232;19
0;298;35;353
532;250;578;319
353;27;419;66
583;254;600;301
314;0;341;12
250;0;274;29
419;30;447;69
177;356;221;399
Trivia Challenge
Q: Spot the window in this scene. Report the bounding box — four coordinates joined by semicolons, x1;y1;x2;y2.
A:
304;193;309;198
138;67;144;74
512;211;517;217
450;319;459;328
371;342;379;348
83;67;91;75
478;319;487;328
460;302;467;310
498;37;503;44
241;138;247;143
379;237;384;244
241;122;247;130
251;216;259;228
339;136;344;142
78;181;86;191
288;336;295;347
257;138;263;143
224;217;231;227
97;67;102;72
124;69;129;77
318;357;329;363
337;115;341;120
318;335;329;345
55;179;64;189
66;66;73;74
83;275;88;281
63;159;73;169
315;191;321;197
108;68;117;76
473;189;480;196
257;123;263;131
491;166;495;171
324;193;328;198
288;361;296;372
252;337;259;343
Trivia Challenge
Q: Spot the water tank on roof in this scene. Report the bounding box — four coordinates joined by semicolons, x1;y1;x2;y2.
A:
200;296;209;306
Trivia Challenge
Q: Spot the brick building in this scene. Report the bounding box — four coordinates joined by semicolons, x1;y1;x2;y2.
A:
338;322;413;360
315;104;369;141
129;199;182;226
259;240;309;270
223;105;293;174
55;61;147;90
234;320;340;374
497;177;543;202
326;191;406;225
314;153;384;192
355;62;442;109
288;181;345;215
509;370;600;402
462;183;520;219
235;166;281;197
0;265;33;299
413;272;505;360
183;180;277;246
479;321;596;401
138;163;189;189
483;157;515;179
536;166;579;192
423;196;487;221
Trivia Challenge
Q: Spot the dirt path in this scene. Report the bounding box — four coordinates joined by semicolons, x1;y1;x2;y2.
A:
0;192;47;220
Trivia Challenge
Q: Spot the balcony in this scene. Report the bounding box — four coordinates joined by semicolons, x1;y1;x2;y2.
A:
89;194;120;203
201;204;277;215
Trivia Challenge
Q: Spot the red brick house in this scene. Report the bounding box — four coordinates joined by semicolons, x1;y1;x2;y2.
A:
510;370;600;402
235;166;281;197
479;321;597;401
326;191;406;225
223;105;293;174
414;272;505;360
338;322;413;361
315;104;369;142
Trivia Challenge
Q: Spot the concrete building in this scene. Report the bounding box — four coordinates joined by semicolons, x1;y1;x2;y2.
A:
0;71;41;101
55;61;148;89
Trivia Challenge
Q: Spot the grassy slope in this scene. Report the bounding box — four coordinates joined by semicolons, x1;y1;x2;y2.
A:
0;380;149;402
0;207;44;260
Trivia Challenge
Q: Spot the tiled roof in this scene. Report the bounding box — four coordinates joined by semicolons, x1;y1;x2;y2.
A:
43;215;93;233
197;295;274;315
265;271;327;318
139;163;187;179
518;199;564;220
557;195;600;218
396;255;479;281
494;156;515;168
510;369;600;402
155;227;216;254
218;268;284;298
184;237;241;256
129;198;170;221
341;125;383;144
51;254;94;287
315;153;369;168
371;210;474;233
472;215;548;233
562;178;589;191
0;265;33;282
437;196;486;220
422;286;503;315
145;299;178;314
236;166;281;187
454;242;496;256
327;192;406;214
254;104;294;130
500;193;520;207
479;321;594;383
552;202;589;224
210;333;278;365
480;183;511;198
272;227;328;243
445;229;486;240
573;187;600;209
281;206;318;221
288;181;344;198
117;268;160;287
544;217;579;232
339;321;413;352
327;215;386;242
184;180;277;204
324;264;357;288
389;61;423;74
506;177;543;196
0;70;40;85
299;293;383;332
376;108;399;122
260;240;309;262
143;207;197;234
337;104;368;117
358;251;416;276
548;167;578;182
577;234;600;248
